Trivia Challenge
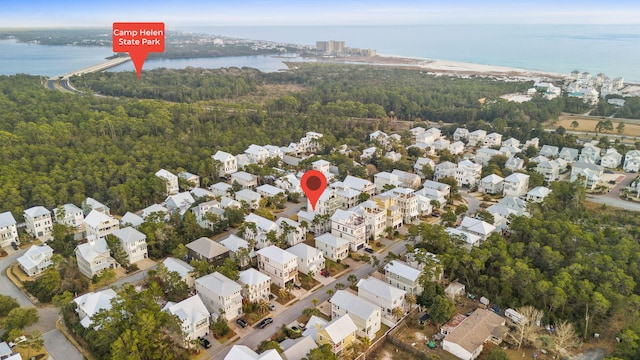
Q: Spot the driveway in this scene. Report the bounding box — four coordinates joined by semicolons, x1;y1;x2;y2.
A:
461;190;481;214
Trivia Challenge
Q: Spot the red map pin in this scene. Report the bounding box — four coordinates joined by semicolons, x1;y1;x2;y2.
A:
301;170;327;211
113;22;165;79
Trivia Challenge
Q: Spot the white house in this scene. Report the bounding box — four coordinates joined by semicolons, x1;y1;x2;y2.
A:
579;145;601;163
75;236;118;278
601;148;622;169
539;145;559;158
559;147;579;163
243;213;280;249
416;187;447;208
331;209;367;251
281;336;318;360
526;186;552;203
330;290;381;340
256;184;286;199
373;172;400;192
331;183;361;211
111;227;148;264
245;144;269;164
384;260;423;295
459;217;496;241
17;245;53;276
360;146;379;161
275;174;302;195
231;171;259;190
141;203;169;220
192;200;225;231
276;218;305;247
504;155;524;171
162;257;196;288
342;175;376;196
414;157;436;178
536;160;562;183
195;272;243;321
446;228;482;249
433;138;451;152
74;289;117;328
468;130;487;146
453;128;470;141
178;171;200;189
238;268;271;303
455;160;482;188
483;132;502;147
352;200;386;240
623;150;640;172
120;212;144;228
83;197;110;215
384;187;419;223
571;161;604;189
156;169;179;195
474;148;502;166
287;243;325;275
391;169;422;189
369;130;389;146
163;295;210;344
24;206;53;240
257;245;298;288
502;173;530;197
442;309;506;360
0;212;18;248
219;234;255;269
448;141;465;155
434;161;457;181
84;210;119;240
357;277;406;323
53;203;84;229
165;192;196;216
210;182;233;197
263;145;283;160
225;345;283;360
479;174;504;195
315;233;349;262
190;187;215;201
235;189;262;210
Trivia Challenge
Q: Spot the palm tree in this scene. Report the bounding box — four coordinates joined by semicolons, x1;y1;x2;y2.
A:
311;298;319;306
347;274;358;288
18;330;44;359
303;307;321;318
405;293;417;312
326;289;334;297
277;288;289;302
392;307;404;321
257;299;270;315
334;282;345;290
571;120;579;129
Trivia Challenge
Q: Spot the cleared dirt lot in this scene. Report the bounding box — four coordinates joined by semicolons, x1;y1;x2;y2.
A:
548;115;640;137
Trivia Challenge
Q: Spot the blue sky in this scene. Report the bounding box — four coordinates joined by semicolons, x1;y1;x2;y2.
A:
2;0;640;27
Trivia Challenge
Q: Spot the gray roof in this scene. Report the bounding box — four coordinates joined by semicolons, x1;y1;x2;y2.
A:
196;272;241;297
0;212;16;227
24;206;50;218
112;227;146;244
186;237;229;258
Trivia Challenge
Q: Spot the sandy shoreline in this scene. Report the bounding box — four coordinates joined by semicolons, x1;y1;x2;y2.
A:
308;53;569;82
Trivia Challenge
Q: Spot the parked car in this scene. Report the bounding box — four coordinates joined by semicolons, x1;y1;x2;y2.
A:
10;242;19;250
258;317;273;329
269;303;276;311
236;318;248;328
198;337;211;349
290;326;301;333
364;247;374;254
321;270;330;277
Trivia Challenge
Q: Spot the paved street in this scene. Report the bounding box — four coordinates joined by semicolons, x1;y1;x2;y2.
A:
0;248;33;307
43;329;84;360
586;171;640;211
210;238;408;360
461;190;481;213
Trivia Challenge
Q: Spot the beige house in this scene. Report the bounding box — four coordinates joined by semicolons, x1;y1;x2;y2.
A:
330;290;381;340
442;309;506;360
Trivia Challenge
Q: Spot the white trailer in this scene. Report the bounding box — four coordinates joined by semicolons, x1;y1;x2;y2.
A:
505;308;525;324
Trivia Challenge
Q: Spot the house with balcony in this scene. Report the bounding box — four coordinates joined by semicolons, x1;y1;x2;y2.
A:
74;289;117;328
287;243;325;275
231;171;259;190
357;277;406;324
434;161;457;181
178;171;200;190
210;182;233;198
536;159;562;183
342;175;376;196
275;173;302;195
414;157;436;178
235;189;262;210
526;186;552;203
186;237;230;267
352;200;386;240
219;234;255;269
369;130;389;147
17;245;53;276
162;257;196;288
571;161;604;189
53;203;84;229
468;130;487;146
243;213;280;249
315;233;349;262
373;193;403;230
84;210;119;240
433;138;451;152
111;227;148;264
238;268;271;303
504;155;524;171
373;172;400;193
474;148;502;166
479;174;504;195
192;200;225;231
539;145;559;158
483;132;502;147
455;160;482;188
601;148;622;169
257;245;298;288
579;144;601;163
384;187;419;223
314;314;357;356
245;144;270;164
453;128;470;141
391;169;422;189
195;272;243;321
165;192;196;216
276;218;304;247
330;290;381;340
459;217;496;241
623;150;640;172
559;147;579;163
24;206;53;240
331;183;362;210
163;295;210;345
156;169;179;195
331;209;367;251
75;236;118;278
384;260;423;295
448;141;465;155
502;173;530;197
0;212;18;248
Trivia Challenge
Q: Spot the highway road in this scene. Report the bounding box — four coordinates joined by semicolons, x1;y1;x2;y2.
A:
210;238;408;360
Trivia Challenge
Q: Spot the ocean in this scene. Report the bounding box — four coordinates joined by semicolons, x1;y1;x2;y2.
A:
1;25;639;82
